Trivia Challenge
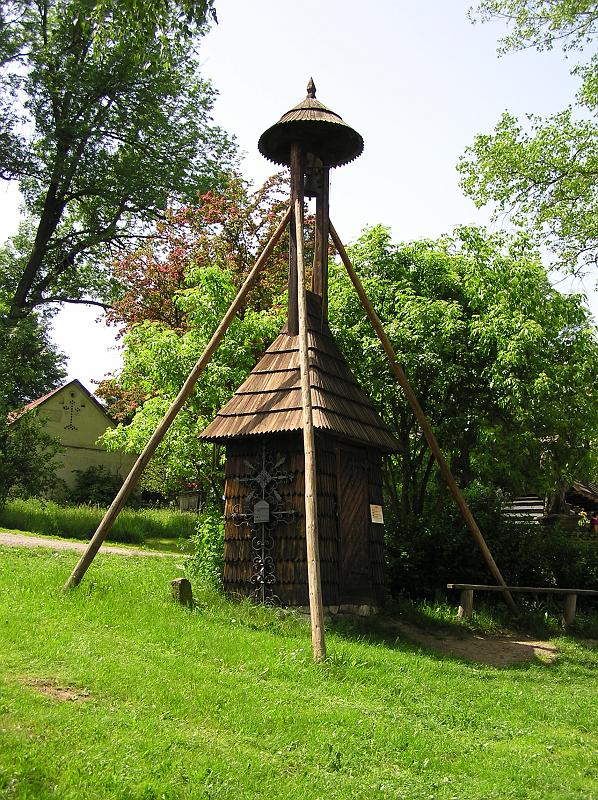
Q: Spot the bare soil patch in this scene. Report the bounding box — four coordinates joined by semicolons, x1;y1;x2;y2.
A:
392;620;558;666
24;678;91;702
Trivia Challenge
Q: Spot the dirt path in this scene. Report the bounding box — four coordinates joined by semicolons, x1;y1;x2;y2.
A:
0;530;176;557
391;619;558;666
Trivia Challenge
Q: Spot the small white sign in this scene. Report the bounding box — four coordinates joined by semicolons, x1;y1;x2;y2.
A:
254;499;270;524
370;504;384;524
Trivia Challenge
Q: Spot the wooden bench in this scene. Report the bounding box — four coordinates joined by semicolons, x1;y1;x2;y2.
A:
446;583;598;626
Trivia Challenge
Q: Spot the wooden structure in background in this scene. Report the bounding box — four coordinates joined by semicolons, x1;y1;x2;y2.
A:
8;379;135;488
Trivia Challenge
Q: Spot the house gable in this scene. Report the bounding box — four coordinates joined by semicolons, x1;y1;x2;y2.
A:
30;380;116;448
11;379;135;489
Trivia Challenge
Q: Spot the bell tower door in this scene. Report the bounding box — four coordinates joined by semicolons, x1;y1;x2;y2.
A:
337;445;372;603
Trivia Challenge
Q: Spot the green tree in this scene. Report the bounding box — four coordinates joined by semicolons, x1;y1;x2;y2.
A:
472;1;598;53
460;1;598;271
0;0;235;320
99;179;288;499
0;310;65;410
101;270;284;500
328;225;598;519
0;411;63;508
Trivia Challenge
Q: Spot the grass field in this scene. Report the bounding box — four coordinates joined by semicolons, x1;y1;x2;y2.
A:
0;499;197;544
1;545;598;800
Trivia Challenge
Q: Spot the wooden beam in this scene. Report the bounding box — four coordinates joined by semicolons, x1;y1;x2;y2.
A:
329;221;517;613
63;207;292;591
292;143;326;662
447;584;598;595
312;166;330;322
287;148;302;335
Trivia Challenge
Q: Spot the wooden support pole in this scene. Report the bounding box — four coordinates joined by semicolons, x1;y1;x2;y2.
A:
458;589;474;620
287;152;301;335
63;207;291;591
562;594;577;627
292;144;326;662
329;221;517;614
312;166;330;322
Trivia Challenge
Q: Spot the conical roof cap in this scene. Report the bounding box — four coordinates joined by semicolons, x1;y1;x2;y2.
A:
258;78;364;168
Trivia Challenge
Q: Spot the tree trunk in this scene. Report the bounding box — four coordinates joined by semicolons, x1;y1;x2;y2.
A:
416;452;436;517
548;481;568;514
9;182;65;318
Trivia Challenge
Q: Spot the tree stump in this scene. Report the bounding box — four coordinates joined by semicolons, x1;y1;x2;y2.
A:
171;577;193;607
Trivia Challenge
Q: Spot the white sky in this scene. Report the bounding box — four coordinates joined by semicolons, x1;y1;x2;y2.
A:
2;0;596;390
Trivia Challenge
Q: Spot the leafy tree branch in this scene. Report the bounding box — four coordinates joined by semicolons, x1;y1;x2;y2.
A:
463;1;598;272
0;0;236;319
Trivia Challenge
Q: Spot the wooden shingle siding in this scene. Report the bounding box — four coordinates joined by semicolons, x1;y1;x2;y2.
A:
221;434;386;607
201;292;400;453
257;79;364;169
207;292;393;608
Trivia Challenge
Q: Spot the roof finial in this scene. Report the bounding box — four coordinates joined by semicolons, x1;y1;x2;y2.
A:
307;77;316;98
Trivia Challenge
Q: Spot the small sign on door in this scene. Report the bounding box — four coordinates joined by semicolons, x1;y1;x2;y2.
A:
369;504;384;524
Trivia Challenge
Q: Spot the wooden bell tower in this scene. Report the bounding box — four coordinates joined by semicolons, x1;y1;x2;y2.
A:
200;80;399;613
65;82;515;664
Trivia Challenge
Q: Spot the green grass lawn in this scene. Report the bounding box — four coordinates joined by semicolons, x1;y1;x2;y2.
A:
1;546;598;800
0;499;197;544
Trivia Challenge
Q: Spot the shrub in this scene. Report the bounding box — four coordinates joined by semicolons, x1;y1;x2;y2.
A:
69;465;126;506
0;498;197;543
386;484;598;598
186;506;224;589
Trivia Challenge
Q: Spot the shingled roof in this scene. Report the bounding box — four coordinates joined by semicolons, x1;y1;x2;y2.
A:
257;78;364;168
200;293;400;453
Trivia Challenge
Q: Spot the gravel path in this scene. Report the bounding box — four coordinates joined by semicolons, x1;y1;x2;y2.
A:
0;530;176;557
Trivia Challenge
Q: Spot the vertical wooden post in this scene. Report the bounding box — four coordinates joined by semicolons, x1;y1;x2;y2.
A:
329;221;517;614
563;594;577;627
312;166;330;321
458;589;474;620
291;143;326;662
287;151;301;335
63;207;291;591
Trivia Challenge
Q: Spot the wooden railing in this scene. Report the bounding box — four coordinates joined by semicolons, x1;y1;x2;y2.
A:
447;583;598;627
